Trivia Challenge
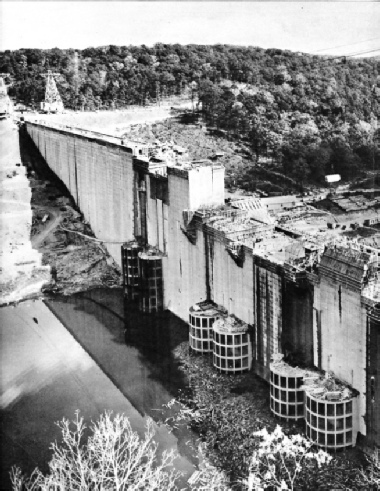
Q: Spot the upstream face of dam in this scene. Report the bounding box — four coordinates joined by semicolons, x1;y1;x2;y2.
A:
25;119;380;451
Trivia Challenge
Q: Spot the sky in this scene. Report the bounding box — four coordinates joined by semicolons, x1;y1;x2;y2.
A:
1;1;380;57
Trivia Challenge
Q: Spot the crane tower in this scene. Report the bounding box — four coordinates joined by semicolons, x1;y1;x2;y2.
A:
41;71;64;113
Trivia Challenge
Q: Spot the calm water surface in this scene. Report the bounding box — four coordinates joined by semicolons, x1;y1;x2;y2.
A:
0;288;197;489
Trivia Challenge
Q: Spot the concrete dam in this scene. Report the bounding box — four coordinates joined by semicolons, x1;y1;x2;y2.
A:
25;119;380;452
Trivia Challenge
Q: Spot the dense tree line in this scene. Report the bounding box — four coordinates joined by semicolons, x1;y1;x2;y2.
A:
199;74;380;186
1;43;379;183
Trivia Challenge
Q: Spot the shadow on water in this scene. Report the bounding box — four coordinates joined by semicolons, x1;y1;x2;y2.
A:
45;289;199;476
1;289;198;489
45;288;191;416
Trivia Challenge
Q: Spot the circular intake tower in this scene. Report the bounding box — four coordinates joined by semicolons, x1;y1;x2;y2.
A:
304;378;356;450
188;302;219;354
270;361;305;421
138;251;163;313
212;316;252;373
121;242;142;301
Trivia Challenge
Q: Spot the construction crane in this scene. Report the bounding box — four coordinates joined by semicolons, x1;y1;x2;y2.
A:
0;73;13;119
40;70;64;114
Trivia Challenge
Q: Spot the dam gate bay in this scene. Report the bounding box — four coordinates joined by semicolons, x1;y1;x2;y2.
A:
24;117;380;453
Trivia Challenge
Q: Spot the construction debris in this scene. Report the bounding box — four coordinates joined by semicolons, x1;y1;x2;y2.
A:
302;372;358;402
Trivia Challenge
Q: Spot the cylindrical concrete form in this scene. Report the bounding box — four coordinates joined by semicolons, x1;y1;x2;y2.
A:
188;302;219;353
121;242;142;301
138;252;163;313
305;391;355;450
270;364;305;421
212;316;252;373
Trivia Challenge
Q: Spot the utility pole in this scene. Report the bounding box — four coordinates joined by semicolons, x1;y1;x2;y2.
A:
156;81;160;107
370;63;379;197
73;51;79;96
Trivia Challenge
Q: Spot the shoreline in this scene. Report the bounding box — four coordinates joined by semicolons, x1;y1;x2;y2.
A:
171;341;281;483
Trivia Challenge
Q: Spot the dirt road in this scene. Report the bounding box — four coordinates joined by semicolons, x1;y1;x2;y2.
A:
31;206;63;249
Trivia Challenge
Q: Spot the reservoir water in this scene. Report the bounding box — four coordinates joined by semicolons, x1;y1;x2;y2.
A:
0;288;198;489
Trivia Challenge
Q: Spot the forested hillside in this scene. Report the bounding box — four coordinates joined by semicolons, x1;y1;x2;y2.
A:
1;44;380;184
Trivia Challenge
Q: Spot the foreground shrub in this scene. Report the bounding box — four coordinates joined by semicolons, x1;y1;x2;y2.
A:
244;425;331;490
10;412;181;491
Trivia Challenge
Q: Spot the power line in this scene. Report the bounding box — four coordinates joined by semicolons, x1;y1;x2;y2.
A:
315;47;380;64
59;225;127;244
314;37;380;53
341;47;380;58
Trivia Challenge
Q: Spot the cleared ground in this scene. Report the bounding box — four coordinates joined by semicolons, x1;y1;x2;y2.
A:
25;101;192;135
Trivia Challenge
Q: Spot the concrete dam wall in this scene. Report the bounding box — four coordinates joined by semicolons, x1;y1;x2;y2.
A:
26;123;135;266
25;120;380;450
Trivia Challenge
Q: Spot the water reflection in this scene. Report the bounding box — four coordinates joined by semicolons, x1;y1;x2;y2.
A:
0;290;197;489
46;289;190;417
